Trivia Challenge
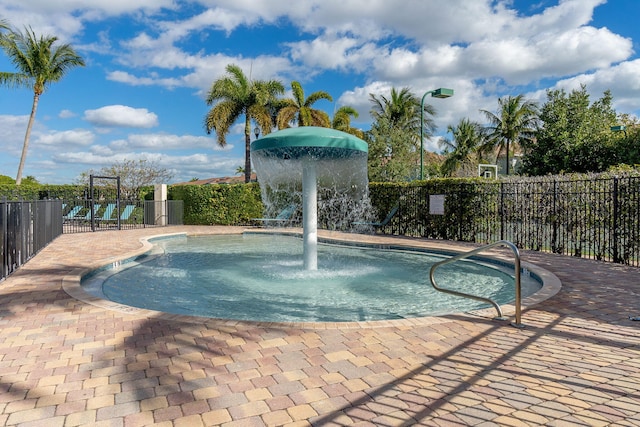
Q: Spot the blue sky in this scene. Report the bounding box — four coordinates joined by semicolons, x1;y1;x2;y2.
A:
1;0;639;184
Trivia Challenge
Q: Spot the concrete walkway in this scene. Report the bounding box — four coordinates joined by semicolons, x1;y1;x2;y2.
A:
1;226;639;426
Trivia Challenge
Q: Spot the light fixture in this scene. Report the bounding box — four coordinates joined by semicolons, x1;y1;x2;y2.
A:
420;88;454;180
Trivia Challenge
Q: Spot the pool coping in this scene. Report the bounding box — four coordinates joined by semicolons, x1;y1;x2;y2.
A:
61;228;562;329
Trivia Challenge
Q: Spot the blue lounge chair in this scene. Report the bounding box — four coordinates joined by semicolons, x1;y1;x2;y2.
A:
99;204;117;221
119;205;136;221
94;203;117;228
63;205;82;221
353;205;399;230
253;204;297;226
79;204;101;221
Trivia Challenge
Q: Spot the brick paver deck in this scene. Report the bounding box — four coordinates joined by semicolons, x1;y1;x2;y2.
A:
1;226;639;426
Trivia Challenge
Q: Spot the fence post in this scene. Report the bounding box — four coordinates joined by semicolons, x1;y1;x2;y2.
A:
552;180;558;253
500;182;505;241
613;176;619;263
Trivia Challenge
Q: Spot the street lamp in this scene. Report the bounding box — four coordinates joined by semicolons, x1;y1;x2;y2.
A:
254;126;261;140
420;88;454;180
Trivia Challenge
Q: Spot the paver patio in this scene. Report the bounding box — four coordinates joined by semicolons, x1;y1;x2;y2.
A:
1;226;639;426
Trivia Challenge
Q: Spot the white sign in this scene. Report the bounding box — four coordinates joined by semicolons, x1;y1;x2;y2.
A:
429;194;445;215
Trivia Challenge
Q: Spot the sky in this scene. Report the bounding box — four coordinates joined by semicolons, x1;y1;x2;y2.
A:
1;0;640;185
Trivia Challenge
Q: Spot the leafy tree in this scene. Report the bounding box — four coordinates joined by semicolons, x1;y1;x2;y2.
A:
276;81;332;128
366;115;419;182
204;64;284;183
77;159;173;199
368;87;437;179
331;106;364;139
0;174;15;184
521;85;617;175
369;87;436;143
612;125;640;167
481;94;539;175
0;19;28;89
439;118;487;177
0;26;85;185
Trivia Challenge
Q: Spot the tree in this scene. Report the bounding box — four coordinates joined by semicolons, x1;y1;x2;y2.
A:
367;87;437;180
366;115;419;182
369;87;436;144
276;81;332;129
481;94;538;175
0;26;85;185
205;64;284;183
521;85;618;175
439;118;487;177
0;19;28;88
331;106;364;139
77;159;173;199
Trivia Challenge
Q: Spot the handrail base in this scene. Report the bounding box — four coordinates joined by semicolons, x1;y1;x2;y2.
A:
429;240;524;326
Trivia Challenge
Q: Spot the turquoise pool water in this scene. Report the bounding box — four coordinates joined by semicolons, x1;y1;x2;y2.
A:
82;234;541;322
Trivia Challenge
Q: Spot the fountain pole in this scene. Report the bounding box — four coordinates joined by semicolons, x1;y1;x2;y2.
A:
251;127;368;272
302;160;318;270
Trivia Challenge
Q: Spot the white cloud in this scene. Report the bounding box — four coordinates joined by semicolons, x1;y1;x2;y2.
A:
108;133;225;151
2;0;173;17
83;105;159;128
530;59;640;112
35;129;95;147
106;71;183;88
58;109;76;119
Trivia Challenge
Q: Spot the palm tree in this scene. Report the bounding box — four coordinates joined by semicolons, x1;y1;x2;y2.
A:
0;26;85;185
481;94;538;175
276;81;332;129
331;106;364;139
0;20;17;84
439;118;486;177
0;19;22;88
205;64;284;183
369;87;436;142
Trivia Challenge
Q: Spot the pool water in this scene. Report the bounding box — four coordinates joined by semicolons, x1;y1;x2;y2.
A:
82;234;541;322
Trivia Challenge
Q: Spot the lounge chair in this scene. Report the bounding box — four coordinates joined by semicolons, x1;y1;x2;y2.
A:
78;204;101;221
353;205;399;230
253;204;297;226
119;205;136;221
63;206;82;221
94;203;117;227
100;204;117;221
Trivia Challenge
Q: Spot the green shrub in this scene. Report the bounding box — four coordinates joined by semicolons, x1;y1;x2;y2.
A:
169;183;263;225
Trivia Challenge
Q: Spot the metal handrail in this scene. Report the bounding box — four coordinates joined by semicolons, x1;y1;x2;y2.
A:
429;240;523;328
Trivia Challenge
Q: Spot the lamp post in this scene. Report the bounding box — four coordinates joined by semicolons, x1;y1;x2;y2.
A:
254;126;260;140
420;88;454;180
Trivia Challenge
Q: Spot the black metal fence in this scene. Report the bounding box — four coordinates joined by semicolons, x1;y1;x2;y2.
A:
1;199;63;281
373;175;640;266
62;199;184;234
2;199;184;281
63;199;146;234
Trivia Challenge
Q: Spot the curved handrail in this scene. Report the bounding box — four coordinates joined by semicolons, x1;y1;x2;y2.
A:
429;240;523;328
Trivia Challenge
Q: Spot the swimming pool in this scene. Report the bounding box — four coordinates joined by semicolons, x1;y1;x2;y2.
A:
81;233;542;322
